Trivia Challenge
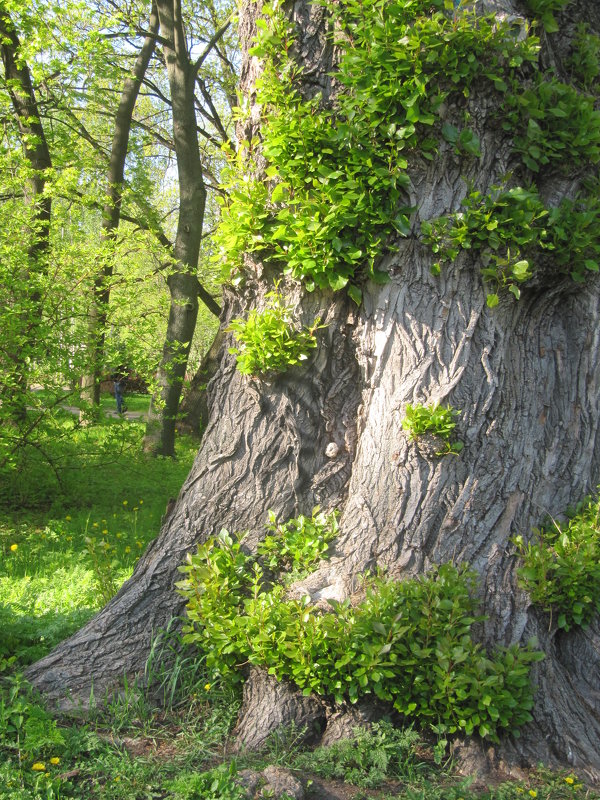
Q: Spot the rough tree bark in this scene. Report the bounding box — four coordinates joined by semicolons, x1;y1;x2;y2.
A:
27;0;600;783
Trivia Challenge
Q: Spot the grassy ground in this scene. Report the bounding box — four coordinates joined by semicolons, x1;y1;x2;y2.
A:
0;405;598;799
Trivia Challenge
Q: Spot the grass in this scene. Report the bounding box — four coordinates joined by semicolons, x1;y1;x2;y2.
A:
0;408;598;799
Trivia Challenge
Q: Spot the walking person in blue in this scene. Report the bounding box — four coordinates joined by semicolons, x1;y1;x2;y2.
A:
112;368;127;414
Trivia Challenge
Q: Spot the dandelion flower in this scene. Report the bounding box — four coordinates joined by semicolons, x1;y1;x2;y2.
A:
529;791;537;798
116;533;122;538
565;777;575;785
102;529;108;535
125;546;131;553
136;541;143;548
123;500;128;506
32;763;46;771
204;683;211;691
93;522;99;528
50;757;60;765
66;515;72;521
133;507;138;511
139;500;143;504
10;543;18;552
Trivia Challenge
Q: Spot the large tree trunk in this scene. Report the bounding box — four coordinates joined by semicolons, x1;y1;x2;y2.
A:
28;0;600;783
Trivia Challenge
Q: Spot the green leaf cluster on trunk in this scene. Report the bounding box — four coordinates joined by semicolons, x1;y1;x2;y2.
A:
214;0;540;297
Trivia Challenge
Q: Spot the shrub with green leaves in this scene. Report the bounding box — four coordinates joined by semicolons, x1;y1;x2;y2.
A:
514;494;600;631
227;288;321;376
402;403;463;454
178;515;542;741
258;507;338;576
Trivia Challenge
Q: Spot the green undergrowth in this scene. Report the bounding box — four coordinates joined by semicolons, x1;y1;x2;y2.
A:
1;662;594;800
0;411;196;672
178;514;543;742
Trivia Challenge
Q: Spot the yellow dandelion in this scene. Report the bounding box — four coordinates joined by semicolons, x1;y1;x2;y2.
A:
133;507;138;511
136;540;143;548
125;546;131;553
529;791;537;798
123;500;128;506
116;533;122;539
49;757;60;765
102;529;109;535
139;500;143;504
32;762;46;771
10;543;18;552
565;777;575;785
66;515;72;521
204;683;211;691
93;522;98;528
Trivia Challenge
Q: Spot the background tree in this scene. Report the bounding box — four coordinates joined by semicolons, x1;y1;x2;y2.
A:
26;0;600;782
143;0;234;455
0;0;53;421
79;1;161;409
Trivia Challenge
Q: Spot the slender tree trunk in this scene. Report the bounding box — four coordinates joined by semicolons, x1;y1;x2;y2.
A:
0;1;52;420
143;0;211;456
177;327;224;436
27;0;600;782
80;2;160;409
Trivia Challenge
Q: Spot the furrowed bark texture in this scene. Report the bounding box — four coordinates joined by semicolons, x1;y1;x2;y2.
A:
28;0;600;781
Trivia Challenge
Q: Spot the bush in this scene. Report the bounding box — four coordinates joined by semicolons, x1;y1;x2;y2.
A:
514;493;600;630
178;515;543;741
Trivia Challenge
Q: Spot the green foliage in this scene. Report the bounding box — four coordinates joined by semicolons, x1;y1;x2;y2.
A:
402;403;463;454
179;520;542;741
422;183;600;304
257;508;338;577
524;0;572;34
0;415;196;676
292;721;423;788
502;77;600;171
569;24;600;89
168;762;247;800
215;0;538;294
227;287;321;376
514;494;600;631
0;675;65;762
